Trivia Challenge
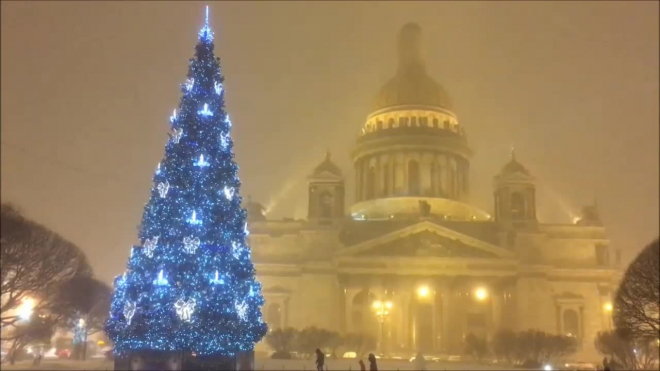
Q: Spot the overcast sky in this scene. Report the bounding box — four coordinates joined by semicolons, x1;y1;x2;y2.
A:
2;1;658;283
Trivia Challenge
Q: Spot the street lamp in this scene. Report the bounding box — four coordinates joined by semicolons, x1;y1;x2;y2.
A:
417;286;430;298
474;287;488;301
373;300;393;355
603;303;613;312
18;297;34;320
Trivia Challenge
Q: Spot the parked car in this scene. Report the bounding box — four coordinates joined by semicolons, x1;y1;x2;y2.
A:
56;348;71;359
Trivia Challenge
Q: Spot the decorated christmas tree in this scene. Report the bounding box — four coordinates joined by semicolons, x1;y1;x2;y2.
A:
106;7;267;362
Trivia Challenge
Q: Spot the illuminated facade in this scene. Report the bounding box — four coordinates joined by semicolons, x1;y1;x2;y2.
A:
247;23;621;360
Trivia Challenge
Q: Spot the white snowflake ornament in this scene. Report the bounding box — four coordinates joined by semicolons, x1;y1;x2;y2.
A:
124;301;136;325
143;236;159;258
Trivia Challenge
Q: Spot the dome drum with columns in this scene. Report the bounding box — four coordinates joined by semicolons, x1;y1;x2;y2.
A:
245;23;621;361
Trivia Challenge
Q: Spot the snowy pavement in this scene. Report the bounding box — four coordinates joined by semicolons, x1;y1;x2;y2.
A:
1;358;513;370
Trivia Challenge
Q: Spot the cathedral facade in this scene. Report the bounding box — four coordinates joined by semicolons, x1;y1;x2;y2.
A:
247;23;621;360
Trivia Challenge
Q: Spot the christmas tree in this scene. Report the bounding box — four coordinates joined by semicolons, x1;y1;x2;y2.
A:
106;7;267;359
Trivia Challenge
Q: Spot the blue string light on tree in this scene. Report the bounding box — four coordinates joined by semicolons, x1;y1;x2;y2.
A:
170;109;177;124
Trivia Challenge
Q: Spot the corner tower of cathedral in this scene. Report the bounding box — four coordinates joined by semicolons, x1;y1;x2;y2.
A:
350;23;487;221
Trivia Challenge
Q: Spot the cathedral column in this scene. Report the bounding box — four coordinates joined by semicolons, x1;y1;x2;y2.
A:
362;159;369;201
441;280;452;352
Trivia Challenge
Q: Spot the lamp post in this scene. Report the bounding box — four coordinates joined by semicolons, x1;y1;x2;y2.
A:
372;300;393;355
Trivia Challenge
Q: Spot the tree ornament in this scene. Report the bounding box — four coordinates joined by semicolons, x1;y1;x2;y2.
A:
153;269;169;286
143;236;159;258
223;186;235;200
220;133;229;149
185;78;195;92
209;270;223;285
232;241;243;259
225;114;232;128
172;128;183;144
235;300;248;321
214;81;223;95
244;222;250;236
124;301;136;325
187;210;202;225
198;103;214;117
157;181;170;198
156;163;161;174
194;154;210;167
170;109;177;124
183;236;200;254
174;298;196;322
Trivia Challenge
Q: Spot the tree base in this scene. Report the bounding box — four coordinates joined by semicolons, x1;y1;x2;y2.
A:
114;350;254;371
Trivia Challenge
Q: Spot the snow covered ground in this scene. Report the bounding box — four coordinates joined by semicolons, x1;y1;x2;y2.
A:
1;359;113;370
1;358;512;370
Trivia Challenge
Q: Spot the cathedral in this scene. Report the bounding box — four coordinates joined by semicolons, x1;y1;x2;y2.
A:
246;23;621;360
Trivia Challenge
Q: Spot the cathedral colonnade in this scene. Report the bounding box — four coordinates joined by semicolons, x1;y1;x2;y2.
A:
337;275;516;354
354;151;469;203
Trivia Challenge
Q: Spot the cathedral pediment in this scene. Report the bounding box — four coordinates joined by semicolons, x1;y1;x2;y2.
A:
336;221;515;259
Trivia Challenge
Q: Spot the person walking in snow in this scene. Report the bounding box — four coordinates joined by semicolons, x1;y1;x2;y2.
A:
413;352;426;371
358;359;366;371
315;348;325;371
368;353;378;371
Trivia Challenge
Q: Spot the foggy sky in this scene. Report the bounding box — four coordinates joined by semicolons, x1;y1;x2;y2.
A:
1;1;658;284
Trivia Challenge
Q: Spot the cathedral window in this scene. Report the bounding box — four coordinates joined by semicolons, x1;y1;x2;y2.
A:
420;116;428;126
320;191;333;218
433;118;439;127
411;116;417;126
408;160;420;196
267;303;282;331
510;192;526;220
399;117;407;127
388;118;395;128
563;309;580;337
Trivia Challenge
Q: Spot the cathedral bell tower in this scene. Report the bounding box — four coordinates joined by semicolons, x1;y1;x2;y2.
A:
493;150;537;226
308;151;345;223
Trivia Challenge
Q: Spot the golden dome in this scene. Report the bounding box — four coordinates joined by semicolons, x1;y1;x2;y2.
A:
373;23;453;111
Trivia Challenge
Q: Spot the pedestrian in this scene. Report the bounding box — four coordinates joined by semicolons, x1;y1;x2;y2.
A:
368;353;378;371
413;352;426;371
603;357;611;371
315;348;325;371
359;359;366;371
